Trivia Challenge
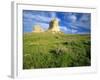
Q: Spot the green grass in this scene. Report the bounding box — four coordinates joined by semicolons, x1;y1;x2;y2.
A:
23;32;91;69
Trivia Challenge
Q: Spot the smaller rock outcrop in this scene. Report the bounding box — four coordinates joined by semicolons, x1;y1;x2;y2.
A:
32;24;44;33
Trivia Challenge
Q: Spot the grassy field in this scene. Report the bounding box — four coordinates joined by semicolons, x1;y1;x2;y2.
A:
23;32;91;69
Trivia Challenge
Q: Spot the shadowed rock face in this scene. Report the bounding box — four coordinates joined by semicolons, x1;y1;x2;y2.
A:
33;24;44;32
48;18;60;33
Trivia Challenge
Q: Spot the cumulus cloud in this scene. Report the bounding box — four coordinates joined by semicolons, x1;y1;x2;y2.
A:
74;14;90;30
23;10;52;32
51;12;56;18
68;15;77;23
23;12;51;23
60;13;90;34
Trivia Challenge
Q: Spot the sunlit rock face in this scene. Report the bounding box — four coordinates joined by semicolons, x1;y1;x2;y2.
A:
48;18;60;33
33;24;44;32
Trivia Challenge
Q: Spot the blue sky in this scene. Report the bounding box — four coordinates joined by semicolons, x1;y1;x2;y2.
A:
23;10;91;34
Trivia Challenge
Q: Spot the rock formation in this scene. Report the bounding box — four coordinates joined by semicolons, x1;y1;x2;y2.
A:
32;24;44;32
48;18;60;33
32;18;61;33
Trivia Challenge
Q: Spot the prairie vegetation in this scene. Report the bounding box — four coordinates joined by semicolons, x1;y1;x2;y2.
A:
23;32;91;69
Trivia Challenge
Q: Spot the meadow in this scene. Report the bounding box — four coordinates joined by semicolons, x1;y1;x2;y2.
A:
23;32;91;69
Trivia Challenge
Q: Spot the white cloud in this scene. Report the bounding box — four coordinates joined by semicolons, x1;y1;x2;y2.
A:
72;29;78;33
51;12;56;18
75;14;90;29
60;26;72;33
24;11;61;23
68;15;77;23
60;26;67;31
38;23;49;30
75;21;90;30
79;14;90;21
24;13;51;23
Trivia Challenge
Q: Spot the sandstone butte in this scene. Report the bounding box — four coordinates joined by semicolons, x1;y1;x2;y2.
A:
33;18;62;33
